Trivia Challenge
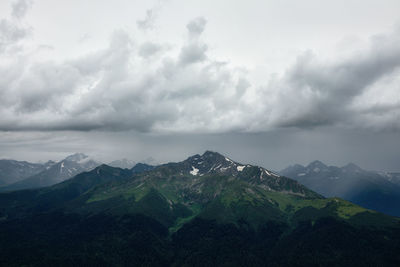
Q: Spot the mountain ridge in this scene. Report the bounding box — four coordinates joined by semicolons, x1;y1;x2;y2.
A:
0;159;53;186
280;160;400;217
0;153;101;192
0;152;399;266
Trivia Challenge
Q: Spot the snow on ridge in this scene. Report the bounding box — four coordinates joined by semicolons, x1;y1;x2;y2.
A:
270;172;280;177
213;164;222;170
60;162;65;174
225;157;234;163
264;169;280;177
237;165;245;172
259;169;264;181
190;166;199;176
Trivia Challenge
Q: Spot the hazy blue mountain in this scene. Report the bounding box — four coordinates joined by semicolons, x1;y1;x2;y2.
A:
381;172;400;186
0;153;100;191
280;161;400;217
108;158;136;169
0;159;55;186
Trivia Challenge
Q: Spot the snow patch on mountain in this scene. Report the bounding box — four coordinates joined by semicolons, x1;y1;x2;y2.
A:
225;157;233;163
60;162;65;173
190;166;199;176
237;165;245;172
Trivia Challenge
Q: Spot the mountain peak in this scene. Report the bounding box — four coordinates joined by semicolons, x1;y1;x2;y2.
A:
202;150;225;158
184;151;231;167
131;163;155;174
306;160;329;173
307;160;327;170
108;158;136;169
279;164;306;176
342;162;363;172
64;153;88;162
90;164;118;175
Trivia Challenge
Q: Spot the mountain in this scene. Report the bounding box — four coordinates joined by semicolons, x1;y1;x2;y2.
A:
280;161;400;217
0;159;54;186
381;172;400;186
0;153;100;191
108;158;136;169
0;151;399;266
131;162;156;173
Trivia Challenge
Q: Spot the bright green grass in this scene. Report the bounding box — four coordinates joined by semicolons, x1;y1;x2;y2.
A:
333;198;374;219
255;190;370;220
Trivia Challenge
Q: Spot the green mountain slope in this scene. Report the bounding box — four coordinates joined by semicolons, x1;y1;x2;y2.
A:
0;151;399;266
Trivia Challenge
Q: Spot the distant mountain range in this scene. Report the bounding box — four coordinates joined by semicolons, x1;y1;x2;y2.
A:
381;172;400;185
0;151;399;266
0;154;151;192
280;161;400;217
0;159;55;185
108;158;136;169
0;153;100;192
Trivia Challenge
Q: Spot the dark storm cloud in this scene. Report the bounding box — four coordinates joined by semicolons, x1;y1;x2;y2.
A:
0;15;250;133
266;28;400;130
274;36;400;128
0;1;400;134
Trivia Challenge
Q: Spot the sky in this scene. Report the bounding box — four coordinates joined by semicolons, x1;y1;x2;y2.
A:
0;0;399;171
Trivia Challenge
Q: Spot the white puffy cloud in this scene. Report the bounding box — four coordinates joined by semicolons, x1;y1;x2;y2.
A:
186;17;207;37
1;2;400;134
11;0;32;20
136;9;156;31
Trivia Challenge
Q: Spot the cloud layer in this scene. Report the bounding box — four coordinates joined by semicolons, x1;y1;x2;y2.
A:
0;2;400;133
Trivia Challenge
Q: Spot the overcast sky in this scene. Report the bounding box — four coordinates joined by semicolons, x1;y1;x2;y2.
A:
0;0;399;171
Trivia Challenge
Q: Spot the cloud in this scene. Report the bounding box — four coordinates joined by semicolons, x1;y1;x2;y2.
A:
266;28;400;130
1;5;400;134
0;0;32;54
136;9;156;31
186;17;207;38
11;0;33;20
179;18;208;65
0;19;30;53
138;42;163;58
